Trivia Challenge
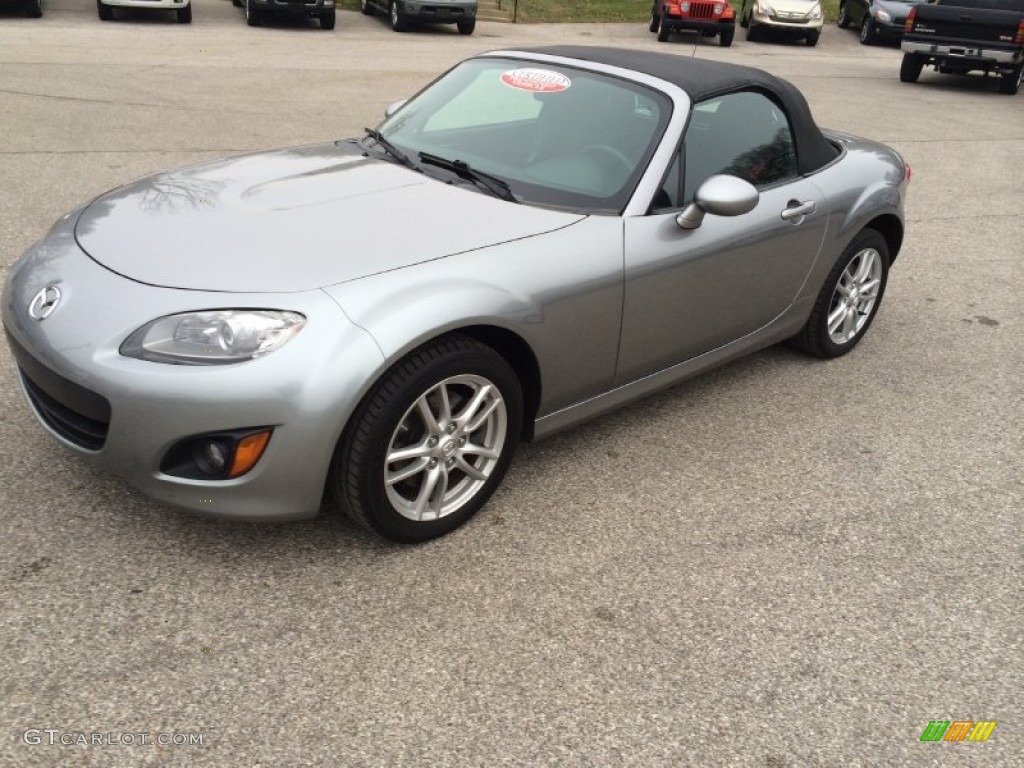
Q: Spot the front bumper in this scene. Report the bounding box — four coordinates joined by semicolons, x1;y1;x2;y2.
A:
251;0;332;15
662;15;733;33
396;1;476;22
750;9;822;30
101;0;189;8
2;212;384;521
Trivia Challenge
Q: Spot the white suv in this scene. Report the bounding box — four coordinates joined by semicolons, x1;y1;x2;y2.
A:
740;0;824;46
97;0;192;23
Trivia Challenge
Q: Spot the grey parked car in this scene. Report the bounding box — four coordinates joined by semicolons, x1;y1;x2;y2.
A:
361;0;477;34
2;47;909;542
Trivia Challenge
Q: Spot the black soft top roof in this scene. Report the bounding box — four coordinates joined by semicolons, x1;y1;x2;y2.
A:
510;46;838;175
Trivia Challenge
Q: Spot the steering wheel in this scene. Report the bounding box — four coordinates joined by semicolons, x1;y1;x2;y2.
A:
578;144;634;179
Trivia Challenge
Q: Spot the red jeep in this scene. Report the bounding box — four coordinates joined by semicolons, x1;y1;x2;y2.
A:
649;1;737;46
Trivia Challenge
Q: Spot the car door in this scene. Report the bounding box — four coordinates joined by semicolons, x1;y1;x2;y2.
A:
616;90;828;383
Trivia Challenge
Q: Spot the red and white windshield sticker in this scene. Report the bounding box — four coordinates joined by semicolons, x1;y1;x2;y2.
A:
500;68;572;93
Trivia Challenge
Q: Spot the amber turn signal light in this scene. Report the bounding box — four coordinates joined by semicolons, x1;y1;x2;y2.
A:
229;430;272;478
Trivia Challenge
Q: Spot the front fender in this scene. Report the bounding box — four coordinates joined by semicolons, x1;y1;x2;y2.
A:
323;216;625;417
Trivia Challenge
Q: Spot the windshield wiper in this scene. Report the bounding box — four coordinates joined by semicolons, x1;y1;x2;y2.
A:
418;152;518;203
362;128;415;169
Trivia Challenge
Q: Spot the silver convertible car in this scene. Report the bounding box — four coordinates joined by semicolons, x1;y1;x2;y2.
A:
2;47;909;542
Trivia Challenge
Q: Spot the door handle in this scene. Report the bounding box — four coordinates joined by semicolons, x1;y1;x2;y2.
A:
780;200;816;221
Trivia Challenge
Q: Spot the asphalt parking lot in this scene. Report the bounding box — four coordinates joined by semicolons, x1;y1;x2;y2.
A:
1;3;1021;766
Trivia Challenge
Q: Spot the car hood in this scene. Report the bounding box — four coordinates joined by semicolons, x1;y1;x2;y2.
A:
875;0;916;13
74;142;584;293
765;0;820;12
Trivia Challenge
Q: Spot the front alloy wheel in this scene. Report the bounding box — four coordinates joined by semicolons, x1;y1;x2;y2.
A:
791;229;890;358
334;335;523;542
837;1;849;28
860;16;876;44
390;0;407;31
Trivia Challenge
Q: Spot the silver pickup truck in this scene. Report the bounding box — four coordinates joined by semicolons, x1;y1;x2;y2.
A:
900;0;1024;94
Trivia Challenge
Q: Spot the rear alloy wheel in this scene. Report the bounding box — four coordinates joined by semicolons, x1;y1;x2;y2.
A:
792;229;890;358
657;14;670;41
998;64;1023;95
899;53;924;83
25;0;42;18
320;7;335;28
245;0;260;25
860;16;877;44
334;335;523;542
719;24;734;47
837;1;849;28
176;3;191;22
457;19;475;34
390;0;407;31
97;0;113;20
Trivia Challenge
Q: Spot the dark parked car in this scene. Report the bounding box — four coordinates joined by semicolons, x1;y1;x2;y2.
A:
1;0;42;16
361;0;477;34
837;0;917;43
235;0;335;29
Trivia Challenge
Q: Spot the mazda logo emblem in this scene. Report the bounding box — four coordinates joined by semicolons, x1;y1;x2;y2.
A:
28;285;62;321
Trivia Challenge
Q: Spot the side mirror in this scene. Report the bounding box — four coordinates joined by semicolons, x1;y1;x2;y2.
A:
384;99;408;119
676;175;759;230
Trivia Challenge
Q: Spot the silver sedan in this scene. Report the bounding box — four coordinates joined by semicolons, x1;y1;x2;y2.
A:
1;46;909;541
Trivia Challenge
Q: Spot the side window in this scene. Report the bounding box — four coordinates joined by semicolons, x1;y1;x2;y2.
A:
682;91;798;204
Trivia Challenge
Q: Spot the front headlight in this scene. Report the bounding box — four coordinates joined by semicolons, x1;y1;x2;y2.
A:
120;309;306;365
680;1;690;11
874;8;891;21
713;3;723;13
808;2;822;18
757;2;774;16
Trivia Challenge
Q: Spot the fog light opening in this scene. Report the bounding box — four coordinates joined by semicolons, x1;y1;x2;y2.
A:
195;439;231;477
228;430;272;478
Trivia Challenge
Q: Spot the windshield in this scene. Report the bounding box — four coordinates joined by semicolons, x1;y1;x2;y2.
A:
376;57;672;214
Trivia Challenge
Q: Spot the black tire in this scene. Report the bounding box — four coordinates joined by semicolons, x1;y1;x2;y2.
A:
998;64;1023;95
860;16;876;44
719;24;734;47
899;53;924;83
360;0;373;13
457;19;474;34
245;0;260;25
746;20;759;41
333;335;523;543
805;29;819;46
837;1;849;28
791;229;890;358
232;0;241;6
649;4;659;32
739;7;749;27
176;4;191;22
97;0;113;20
320;7;335;28
25;0;42;18
657;14;670;42
389;0;407;31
